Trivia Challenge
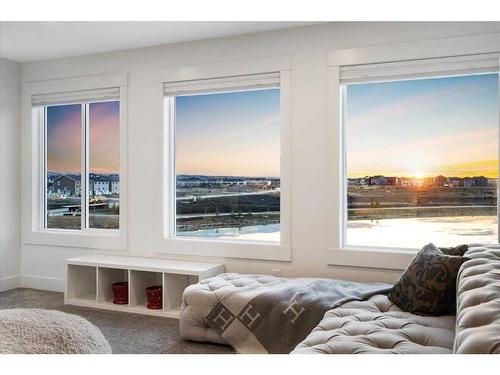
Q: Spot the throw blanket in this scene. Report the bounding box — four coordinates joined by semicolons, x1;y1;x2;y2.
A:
206;278;391;353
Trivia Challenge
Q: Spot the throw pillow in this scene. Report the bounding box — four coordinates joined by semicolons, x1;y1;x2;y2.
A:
388;243;468;316
439;244;468;256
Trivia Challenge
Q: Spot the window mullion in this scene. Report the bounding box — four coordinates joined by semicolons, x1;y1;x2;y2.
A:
497;60;500;244
81;103;89;230
340;84;348;248
167;97;176;238
42;107;48;230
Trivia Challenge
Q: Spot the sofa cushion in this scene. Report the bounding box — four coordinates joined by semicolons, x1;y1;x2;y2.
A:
454;245;500;353
292;294;455;354
388;243;467;316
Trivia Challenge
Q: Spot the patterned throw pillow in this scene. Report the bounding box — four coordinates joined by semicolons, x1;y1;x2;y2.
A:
388;243;468;316
439;244;469;256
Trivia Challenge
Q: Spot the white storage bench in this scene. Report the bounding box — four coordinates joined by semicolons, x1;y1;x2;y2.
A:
65;255;224;319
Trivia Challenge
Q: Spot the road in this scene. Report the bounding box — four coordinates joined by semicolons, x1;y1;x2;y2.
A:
348;205;497;211
176;189;279;201
177;211;279;219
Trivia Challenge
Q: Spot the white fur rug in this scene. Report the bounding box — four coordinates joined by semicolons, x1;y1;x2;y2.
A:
0;308;112;354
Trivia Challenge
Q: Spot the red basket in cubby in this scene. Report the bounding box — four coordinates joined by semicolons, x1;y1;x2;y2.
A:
112;282;128;304
146;285;162;309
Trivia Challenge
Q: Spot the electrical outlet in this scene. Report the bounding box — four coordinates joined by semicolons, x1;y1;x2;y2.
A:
271;269;281;277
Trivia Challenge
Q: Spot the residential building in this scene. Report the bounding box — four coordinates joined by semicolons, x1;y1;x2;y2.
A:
52;175;81;196
369;175;388;185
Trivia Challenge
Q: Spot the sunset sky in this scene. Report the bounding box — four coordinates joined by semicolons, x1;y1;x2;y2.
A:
46;101;119;174
346;73;499;178
175;89;280;177
89;101;120;174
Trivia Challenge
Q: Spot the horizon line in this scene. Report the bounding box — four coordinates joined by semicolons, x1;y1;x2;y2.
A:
177;173;280;179
348;174;493;179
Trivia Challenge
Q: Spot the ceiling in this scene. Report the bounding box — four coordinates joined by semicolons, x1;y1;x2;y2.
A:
0;21;317;62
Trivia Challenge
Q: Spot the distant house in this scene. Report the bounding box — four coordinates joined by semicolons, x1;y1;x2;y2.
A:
386;177;400;186
107;175;120;194
369;175;388;186
448;176;488;188
359;177;370;185
47;181;54;195
473;176;488;187
52;175;81;196
91;177;111;195
422;177;434;186
448;177;462;188
348;178;363;186
89;175;120;196
399;177;414;187
463;178;475;188
434;175;448;187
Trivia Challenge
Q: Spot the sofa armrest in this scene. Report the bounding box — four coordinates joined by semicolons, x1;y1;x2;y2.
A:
454;246;500;353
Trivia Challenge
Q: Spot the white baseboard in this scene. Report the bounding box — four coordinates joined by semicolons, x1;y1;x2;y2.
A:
21;275;65;292
0;275;21;291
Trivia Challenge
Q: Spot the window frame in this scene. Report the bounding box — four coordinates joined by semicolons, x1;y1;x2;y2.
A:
155;57;292;261
327;33;500;270
22;73;128;250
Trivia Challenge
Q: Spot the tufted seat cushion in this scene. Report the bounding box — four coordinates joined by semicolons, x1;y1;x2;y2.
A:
180;273;283;344
292;294;455;354
454;245;500;353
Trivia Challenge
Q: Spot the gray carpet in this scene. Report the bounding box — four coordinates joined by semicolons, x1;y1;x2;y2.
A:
0;288;234;354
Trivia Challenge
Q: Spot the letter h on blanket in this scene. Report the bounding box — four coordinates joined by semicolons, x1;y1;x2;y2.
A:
238;304;261;329
283;299;306;324
212;306;235;332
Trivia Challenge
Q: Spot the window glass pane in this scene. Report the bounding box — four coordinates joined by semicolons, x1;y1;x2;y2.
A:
345;73;499;249
88;101;120;229
46;104;82;229
174;89;280;241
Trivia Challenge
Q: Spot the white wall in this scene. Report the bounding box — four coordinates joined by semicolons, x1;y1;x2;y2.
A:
0;57;21;291
19;22;500;292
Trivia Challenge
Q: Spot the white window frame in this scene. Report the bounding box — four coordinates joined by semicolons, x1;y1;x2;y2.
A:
327;33;500;270
22;73;128;250
155;56;292;261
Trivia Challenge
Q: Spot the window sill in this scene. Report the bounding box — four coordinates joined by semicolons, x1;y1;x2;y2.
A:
327;246;416;271
24;229;127;250
155;237;291;262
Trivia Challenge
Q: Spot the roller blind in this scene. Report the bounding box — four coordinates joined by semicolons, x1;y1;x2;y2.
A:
340;53;500;85
32;87;120;106
163;72;280;97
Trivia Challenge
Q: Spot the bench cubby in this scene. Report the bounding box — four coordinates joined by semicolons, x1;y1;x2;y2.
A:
65;255;224;318
66;264;97;304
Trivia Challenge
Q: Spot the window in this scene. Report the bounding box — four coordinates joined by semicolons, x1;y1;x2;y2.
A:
88;101;120;229
342;55;499;250
34;89;121;232
46;104;82;229
164;73;282;242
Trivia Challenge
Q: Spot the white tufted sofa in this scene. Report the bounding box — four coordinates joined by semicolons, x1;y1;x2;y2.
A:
293;245;500;354
181;245;500;354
